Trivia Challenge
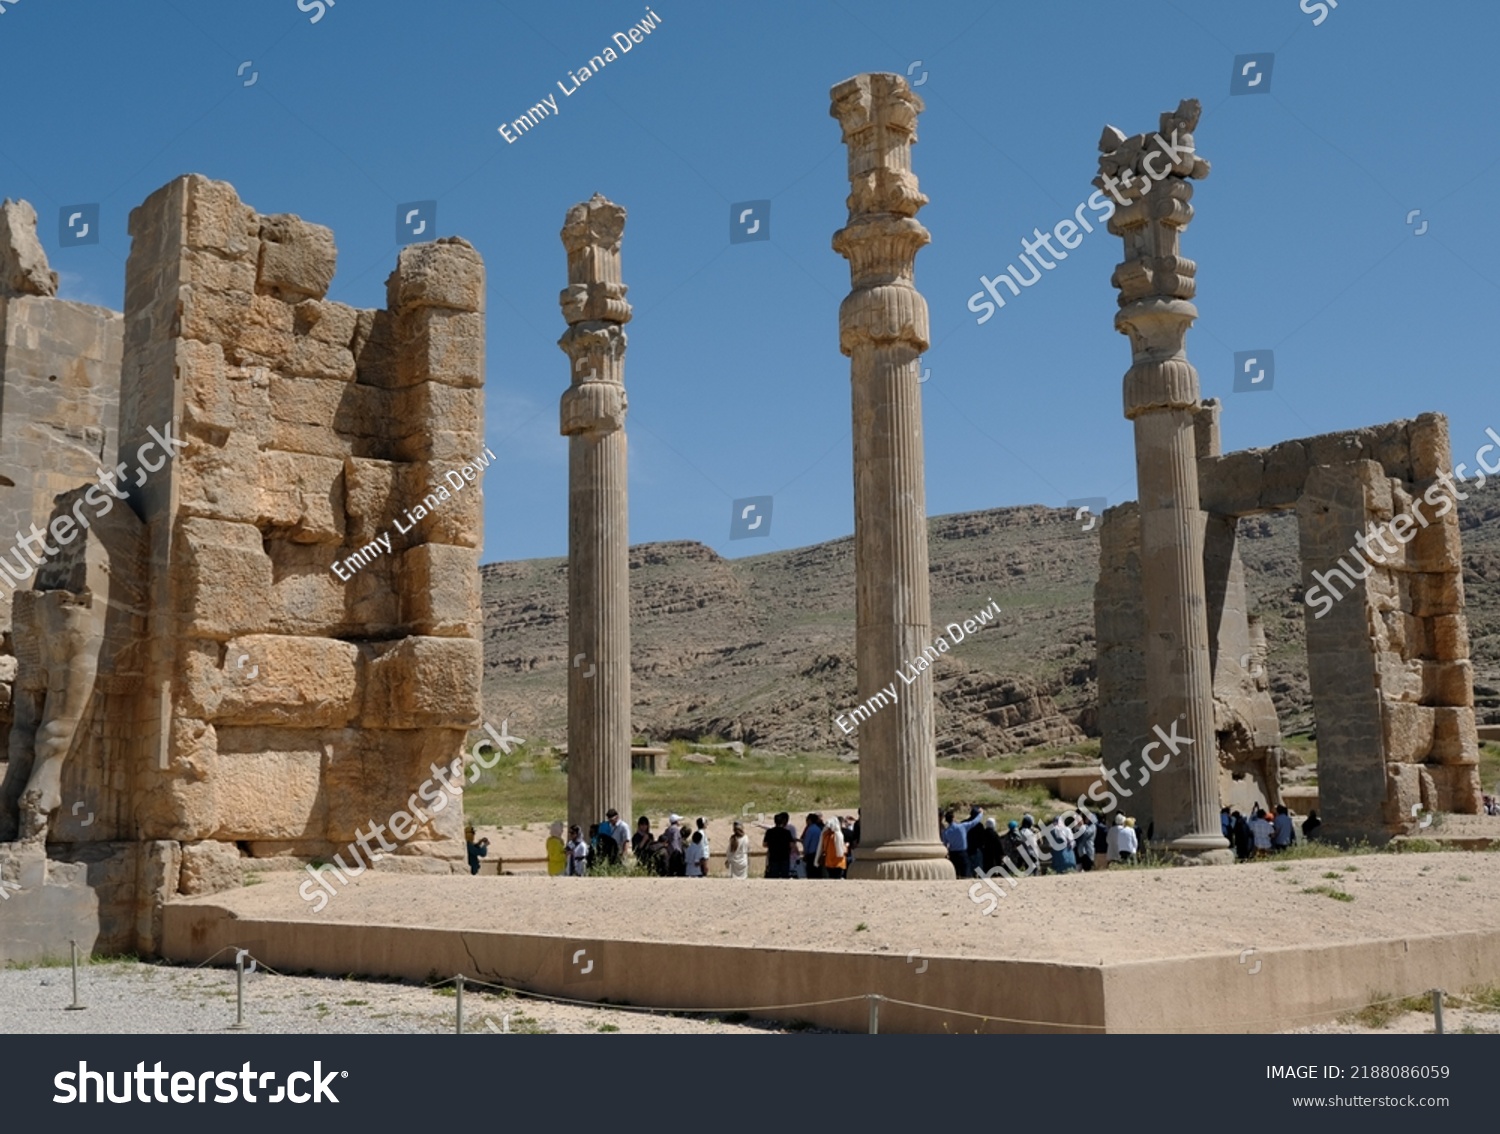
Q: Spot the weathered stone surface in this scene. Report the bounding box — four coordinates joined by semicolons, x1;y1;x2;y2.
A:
178;839;244;896
396;308;485;388
257;214;337;301
259;450;345;543
387;238;484;313
1382;702;1435;762
400;542;481;637
1430;706;1479;765
0;199;58;296
360;637;483;730
213;635;359;727
176;517;275;639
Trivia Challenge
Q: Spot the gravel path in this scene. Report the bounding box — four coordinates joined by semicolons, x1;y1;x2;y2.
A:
0;962;805;1034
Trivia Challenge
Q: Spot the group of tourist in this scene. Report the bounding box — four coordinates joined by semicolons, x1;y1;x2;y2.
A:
940;804;1138;877
1225;804;1314;859
518;795;1345;880
537;810;861;878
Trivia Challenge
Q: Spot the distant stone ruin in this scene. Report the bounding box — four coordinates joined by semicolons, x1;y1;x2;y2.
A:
1093;103;1479;847
0;177;485;960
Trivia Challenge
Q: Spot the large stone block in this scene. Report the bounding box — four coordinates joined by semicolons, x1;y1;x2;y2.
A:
400;542;480;636
214;635;359;727
258;450;345;543
343;457;402;544
1406;509;1462;573
1422;659;1474;707
387;238;484;313
411;461;482;548
206;727;330;840
360;637;482;729
179;284;253;346
1407;571;1464;616
177;429;262;523
266;539;348;636
394;308;485;388
1426;614;1470;661
1383;763;1423;830
322;728;467;846
0;198;59;296
1430;706;1479;765
1409;414;1452;481
396;381;483;441
175;517;274;639
184;176;258;258
257;214;336;301
1381;701;1434;762
178;840;244;896
1425;763;1481;813
182;247;258;295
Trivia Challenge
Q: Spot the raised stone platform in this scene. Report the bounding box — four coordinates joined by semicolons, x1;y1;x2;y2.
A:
161;851;1500;1033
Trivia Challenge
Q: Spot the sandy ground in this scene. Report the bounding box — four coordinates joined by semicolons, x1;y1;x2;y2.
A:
185;851;1500;966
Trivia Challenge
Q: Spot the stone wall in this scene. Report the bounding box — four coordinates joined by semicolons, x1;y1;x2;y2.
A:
1097;411;1478;842
119;175;484;882
1;176;488;960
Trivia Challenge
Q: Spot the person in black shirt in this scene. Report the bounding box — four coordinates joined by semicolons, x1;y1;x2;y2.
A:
762;811;799;879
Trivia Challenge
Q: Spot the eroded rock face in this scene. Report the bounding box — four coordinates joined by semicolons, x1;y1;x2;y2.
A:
0;199;58;298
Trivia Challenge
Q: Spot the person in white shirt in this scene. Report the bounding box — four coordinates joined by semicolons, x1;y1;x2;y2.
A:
684;830;708;877
565;825;589;876
695;817;711;871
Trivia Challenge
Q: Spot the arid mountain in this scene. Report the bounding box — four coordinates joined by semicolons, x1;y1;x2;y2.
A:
481;498;1500;754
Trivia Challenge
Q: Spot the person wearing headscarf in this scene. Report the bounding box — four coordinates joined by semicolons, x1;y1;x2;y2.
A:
546;820;567;877
817;816;848;879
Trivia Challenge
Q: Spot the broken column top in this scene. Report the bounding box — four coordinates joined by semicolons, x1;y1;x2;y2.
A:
559;193;630;326
1095;97;1211;201
0;199;59;298
829;73;928;220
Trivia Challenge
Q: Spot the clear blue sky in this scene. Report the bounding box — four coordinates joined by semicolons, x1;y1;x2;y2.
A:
4;0;1495;564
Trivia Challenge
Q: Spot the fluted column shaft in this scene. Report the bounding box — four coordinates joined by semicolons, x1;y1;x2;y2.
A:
1099;101;1229;857
559;195;632;832
832;73;950;880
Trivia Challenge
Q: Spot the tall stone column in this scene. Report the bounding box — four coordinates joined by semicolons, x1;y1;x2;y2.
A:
1096;100;1229;860
559;194;632;832
831;73;950;880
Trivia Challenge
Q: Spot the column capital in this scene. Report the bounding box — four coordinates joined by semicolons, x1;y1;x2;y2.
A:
559;193;632;326
830;73;928;219
832;74;930;356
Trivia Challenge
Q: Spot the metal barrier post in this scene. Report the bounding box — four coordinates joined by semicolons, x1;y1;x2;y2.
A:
65;939;86;1011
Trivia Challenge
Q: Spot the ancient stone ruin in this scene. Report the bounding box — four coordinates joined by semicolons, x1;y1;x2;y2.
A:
559;193;633;831
1093;102;1480;847
0;177;485;959
831;72;950;879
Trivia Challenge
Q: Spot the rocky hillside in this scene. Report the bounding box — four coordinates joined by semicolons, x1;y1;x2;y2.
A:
481;498;1500;755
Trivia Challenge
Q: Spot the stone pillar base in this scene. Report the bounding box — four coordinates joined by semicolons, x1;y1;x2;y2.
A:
1167;834;1234;866
848;842;954;881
